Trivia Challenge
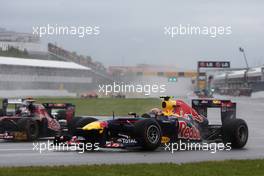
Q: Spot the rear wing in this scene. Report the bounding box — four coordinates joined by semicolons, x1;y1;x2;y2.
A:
191;99;236;123
42;103;75;109
4;98;23;104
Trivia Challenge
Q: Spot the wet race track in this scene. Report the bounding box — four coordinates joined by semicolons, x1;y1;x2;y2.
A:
1;96;264;167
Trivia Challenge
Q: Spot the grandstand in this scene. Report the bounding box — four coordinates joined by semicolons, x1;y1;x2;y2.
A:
213;66;264;96
0;56;111;97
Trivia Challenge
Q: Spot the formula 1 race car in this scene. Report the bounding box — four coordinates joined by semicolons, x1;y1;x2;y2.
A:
54;96;248;151
0;98;75;141
80;91;98;99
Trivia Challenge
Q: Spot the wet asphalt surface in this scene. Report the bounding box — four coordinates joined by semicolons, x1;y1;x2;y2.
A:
0;96;264;166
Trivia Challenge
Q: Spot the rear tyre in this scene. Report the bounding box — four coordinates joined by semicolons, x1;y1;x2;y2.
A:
17;118;39;141
134;119;161;151
222;118;248;148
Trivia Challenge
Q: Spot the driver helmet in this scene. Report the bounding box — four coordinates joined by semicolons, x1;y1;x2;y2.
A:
149;108;163;116
19;103;30;115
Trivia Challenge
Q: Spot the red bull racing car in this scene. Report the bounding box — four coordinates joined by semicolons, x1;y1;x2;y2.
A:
0;98;75;141
55;96;248;151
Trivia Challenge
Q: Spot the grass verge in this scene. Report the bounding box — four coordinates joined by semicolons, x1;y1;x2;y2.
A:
0;160;263;176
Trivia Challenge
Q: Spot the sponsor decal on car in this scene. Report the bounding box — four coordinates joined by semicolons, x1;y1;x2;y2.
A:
0;132;14;139
178;120;201;140
14;132;27;140
0;131;27;140
117;138;137;144
161;136;170;143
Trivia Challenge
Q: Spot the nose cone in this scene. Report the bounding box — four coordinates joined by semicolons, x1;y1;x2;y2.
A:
82;121;101;131
82;121;108;131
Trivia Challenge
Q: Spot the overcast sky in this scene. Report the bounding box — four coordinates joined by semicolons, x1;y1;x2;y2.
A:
1;0;263;69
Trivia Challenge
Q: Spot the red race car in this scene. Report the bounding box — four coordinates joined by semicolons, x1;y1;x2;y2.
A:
0;98;75;141
55;96;248;151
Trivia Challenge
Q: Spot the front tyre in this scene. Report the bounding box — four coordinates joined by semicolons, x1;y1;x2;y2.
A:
67;116;82;135
17;118;39;141
222;118;248;149
134;119;161;151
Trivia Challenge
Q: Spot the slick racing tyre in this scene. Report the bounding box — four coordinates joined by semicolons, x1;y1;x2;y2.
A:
222;118;248;148
17;118;39;141
71;117;98;136
68;116;82;135
134;119;161;151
